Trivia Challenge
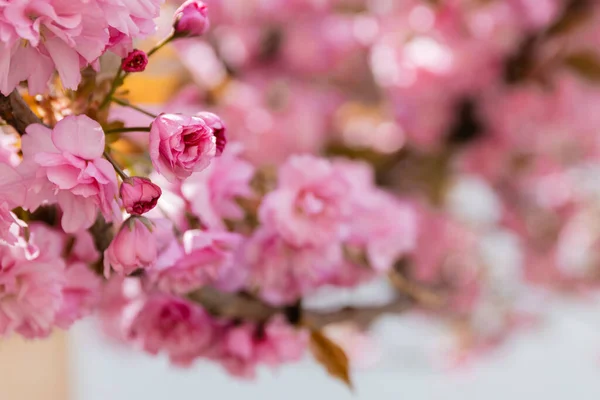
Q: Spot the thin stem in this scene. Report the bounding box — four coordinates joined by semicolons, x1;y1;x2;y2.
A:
103;150;129;180
112;98;158;118
105;126;151;134
99;69;123;110
98;33;177;111
147;33;176;58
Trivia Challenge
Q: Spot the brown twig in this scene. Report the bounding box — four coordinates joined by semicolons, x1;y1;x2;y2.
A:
0;90;43;135
304;299;411;330
388;271;445;309
189;286;411;329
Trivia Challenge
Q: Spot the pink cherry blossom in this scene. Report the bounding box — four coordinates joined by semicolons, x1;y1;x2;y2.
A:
120;176;162;215
215;316;308;378
259;154;351;247
149;113;217;182
196;111;226;156
128;294;216;366
0;234;66;338
20;115;120;233
181;143;254;230
334;159;417;271
104;217;158;277
153;229;245;294
55;261;102;328
0;0;163;94
244;228;343;306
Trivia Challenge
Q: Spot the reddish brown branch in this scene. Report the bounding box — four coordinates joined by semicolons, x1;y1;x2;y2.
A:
189;286;411;329
0;90;42;135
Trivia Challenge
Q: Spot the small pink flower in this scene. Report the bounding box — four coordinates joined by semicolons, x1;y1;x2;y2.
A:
128;294;216;366
259;154;351;247
149;113;217;182
121;49;149;72
103;217;158;277
174;0;210;37
120;177;162;215
196;112;226;156
153;229;245;294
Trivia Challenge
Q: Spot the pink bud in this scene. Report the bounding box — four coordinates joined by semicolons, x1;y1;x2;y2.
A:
120;177;162;215
173;0;210;37
103;217;158;277
122;49;148;72
196;111;226;156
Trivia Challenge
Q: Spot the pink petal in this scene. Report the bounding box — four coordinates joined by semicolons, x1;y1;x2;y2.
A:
52;115;105;160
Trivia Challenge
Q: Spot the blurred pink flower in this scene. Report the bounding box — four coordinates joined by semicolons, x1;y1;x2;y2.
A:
181;143;254;230
244;228;342;306
259;155;351;247
128;294;216;366
216;316;308;378
153;229;245;294
55;261;102;328
0;237;66;338
334;159;417;271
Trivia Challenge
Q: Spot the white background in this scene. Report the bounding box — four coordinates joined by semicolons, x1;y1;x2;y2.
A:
70;296;600;400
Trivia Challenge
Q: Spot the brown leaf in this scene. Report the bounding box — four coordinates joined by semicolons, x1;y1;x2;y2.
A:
564;51;600;82
309;329;353;390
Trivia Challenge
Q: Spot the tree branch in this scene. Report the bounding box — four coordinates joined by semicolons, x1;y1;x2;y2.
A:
189;287;411;329
0;90;43;135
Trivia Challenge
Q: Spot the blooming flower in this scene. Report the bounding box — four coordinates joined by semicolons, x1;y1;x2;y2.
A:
259;154;351;247
104;217;158;277
244;228;342;305
0;0;162;95
0;235;66;338
215;316;308;378
149;113;217;182
153;229;245;294
128;294;216;366
196;111;227;156
20;115;120;233
120;177;162;215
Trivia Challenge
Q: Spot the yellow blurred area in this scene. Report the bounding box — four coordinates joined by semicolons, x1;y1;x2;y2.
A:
0;332;68;400
120;44;182;105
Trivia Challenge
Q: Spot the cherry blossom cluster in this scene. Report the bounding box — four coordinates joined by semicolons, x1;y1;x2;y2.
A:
0;0;420;378
3;0;600;380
